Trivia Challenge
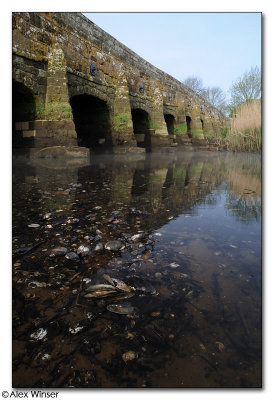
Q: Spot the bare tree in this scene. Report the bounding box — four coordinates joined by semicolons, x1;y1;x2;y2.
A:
184;76;228;115
229;66;261;111
202;86;227;115
183;76;204;96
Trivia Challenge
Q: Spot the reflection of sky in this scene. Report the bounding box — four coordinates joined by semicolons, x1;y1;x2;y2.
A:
158;188;261;252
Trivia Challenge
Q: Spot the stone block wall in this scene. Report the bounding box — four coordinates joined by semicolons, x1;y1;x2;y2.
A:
12;12;228;150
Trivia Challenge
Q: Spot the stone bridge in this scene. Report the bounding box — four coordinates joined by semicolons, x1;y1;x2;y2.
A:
12;12;227;153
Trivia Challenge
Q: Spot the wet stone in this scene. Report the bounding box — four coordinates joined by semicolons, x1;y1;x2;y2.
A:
49;247;69;257
77;244;92;257
43;212;54;220
169;262;180;269
28;223;40;228
107;302;138;315
94;235;102;242
95;243;104;251
122;351;136;362
126;276;156;295
131;233;146;242
105;241;125;251
30;328;47;341
65;252;80;261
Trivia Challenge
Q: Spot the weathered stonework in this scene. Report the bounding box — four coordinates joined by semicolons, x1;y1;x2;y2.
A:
12;12;228;152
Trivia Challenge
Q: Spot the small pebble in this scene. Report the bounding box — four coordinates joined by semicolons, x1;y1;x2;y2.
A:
49;247;68;257
151;312;161;317
122;351;136;362
105;241;125;251
65;252;80;261
169;262;180;268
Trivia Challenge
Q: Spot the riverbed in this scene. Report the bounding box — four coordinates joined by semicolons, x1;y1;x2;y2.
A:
12;150;262;388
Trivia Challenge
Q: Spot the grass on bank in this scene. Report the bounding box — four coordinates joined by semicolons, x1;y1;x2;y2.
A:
225;100;261;152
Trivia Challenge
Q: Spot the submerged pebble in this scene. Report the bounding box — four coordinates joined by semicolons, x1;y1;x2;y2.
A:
126;276;156;295
122;351;136;362
43;212;54;220
103;274;132;292
131;233;146;242
65;252;80;261
28;223;40;228
105;241;125;251
30;328;47;341
95;243;104;251
83;284;120;298
107;302;138;315
69;325;85;334
77;244;92;257
169;262;180;268
49;247;68;257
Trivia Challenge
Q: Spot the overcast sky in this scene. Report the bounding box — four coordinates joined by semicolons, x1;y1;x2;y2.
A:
83;12;261;99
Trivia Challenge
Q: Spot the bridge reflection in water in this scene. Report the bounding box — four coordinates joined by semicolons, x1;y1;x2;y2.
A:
12;151;261;388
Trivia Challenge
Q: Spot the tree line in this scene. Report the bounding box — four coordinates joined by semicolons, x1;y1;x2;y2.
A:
183;66;261;117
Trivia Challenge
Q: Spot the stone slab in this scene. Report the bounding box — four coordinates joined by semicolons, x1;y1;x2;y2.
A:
22;130;36;138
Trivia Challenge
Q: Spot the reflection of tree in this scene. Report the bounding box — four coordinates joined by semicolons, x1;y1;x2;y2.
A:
225;191;261;223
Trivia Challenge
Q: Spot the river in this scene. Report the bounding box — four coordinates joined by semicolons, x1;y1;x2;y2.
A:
12;150;261;388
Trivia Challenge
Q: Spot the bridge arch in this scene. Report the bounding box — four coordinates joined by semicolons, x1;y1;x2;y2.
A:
131;108;151;134
12;80;36;146
70;94;112;149
131;108;152;151
164;113;175;135
186;115;192;138
13;80;36;122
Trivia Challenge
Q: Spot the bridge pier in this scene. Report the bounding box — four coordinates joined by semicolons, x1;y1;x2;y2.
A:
111;74;137;149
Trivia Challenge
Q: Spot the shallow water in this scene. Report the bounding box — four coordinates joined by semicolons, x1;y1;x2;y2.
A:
12;150;261;388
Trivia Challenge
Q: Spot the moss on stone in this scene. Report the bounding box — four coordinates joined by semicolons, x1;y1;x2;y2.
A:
191;129;204;139
174;123;187;135
36;102;73;120
150;121;162;130
113;113;131;131
173;168;187;179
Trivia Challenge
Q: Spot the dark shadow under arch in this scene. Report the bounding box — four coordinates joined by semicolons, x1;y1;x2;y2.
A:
12;80;36;147
70;94;112;149
131;108;152;152
164;114;175;135
186;115;192;138
131;108;150;134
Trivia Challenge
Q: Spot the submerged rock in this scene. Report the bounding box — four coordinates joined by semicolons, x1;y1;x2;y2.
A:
77;244;92;257
69;324;85;335
107;302;138;315
126;276;156;295
122;351;136;362
43;212;54;220
105;241;125;251
28;223;40;228
49;247;68;257
95;243;104;251
169;262;180;268
83;284;120;298
103;274;132;292
65;252;80;261
30;328;47;341
131;233;146;242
